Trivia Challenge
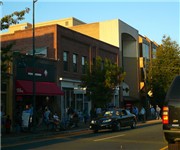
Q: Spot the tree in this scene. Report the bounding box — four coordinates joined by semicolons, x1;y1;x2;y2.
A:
147;36;180;107
81;56;125;107
1;7;30;30
1;8;30;82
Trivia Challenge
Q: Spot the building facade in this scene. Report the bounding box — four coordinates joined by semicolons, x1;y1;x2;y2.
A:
1;17;159;125
69;19;140;106
1;23;119;122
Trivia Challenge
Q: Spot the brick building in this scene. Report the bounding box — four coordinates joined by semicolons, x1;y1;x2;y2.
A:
1;24;119;122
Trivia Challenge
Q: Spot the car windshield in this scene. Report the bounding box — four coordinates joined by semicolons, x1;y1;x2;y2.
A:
104;111;115;117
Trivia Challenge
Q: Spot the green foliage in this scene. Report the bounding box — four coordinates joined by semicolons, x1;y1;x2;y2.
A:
1;8;30;82
147;36;180;107
1;43;14;81
0;8;30;30
81;56;125;107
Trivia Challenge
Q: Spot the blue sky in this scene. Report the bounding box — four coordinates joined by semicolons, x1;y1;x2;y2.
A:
1;0;180;45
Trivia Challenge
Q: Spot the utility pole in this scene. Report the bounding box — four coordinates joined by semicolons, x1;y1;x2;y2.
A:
32;0;37;131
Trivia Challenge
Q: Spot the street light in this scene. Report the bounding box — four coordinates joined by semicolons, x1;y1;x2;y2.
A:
32;0;37;131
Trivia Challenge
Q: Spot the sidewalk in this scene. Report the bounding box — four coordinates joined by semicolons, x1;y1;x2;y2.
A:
1;119;162;146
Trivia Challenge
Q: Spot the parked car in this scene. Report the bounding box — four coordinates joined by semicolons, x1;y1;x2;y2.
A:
162;75;180;144
89;108;137;133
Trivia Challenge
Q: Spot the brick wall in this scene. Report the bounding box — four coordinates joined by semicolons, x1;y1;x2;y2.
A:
2;24;119;81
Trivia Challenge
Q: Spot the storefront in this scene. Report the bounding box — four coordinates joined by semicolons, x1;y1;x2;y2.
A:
14;55;64;123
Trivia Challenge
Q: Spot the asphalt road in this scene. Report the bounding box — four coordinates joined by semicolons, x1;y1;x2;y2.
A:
2;124;168;150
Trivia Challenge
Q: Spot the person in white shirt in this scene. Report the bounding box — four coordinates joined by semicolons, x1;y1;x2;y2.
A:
139;106;146;122
156;105;161;120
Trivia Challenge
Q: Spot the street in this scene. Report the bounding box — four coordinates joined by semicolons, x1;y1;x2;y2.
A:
2;123;168;150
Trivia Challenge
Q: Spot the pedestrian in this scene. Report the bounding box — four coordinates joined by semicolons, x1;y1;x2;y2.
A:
44;106;51;129
5;115;11;134
139;106;146;122
150;106;156;119
53;112;60;131
156;105;161;120
132;105;139;121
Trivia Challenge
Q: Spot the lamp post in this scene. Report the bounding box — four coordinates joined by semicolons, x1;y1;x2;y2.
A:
32;0;37;131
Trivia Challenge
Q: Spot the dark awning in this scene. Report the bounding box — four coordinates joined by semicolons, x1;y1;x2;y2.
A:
16;80;64;96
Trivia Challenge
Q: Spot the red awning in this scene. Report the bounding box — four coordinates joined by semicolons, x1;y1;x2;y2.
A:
16;80;64;96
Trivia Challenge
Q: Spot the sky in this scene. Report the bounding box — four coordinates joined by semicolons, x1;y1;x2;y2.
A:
1;0;180;45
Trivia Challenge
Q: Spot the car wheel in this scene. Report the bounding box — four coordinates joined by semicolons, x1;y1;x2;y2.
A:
113;122;121;131
131;120;136;129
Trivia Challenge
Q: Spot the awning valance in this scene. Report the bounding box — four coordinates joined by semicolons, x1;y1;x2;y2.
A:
16;80;64;96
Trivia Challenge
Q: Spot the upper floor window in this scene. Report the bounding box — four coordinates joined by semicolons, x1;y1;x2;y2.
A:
142;43;150;59
63;51;68;71
152;47;156;59
82;56;86;74
73;54;78;72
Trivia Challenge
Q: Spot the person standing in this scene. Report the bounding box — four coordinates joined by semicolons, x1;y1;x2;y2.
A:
156;105;161;120
44;107;51;129
139;106;146;122
132;105;139;121
150;106;156;119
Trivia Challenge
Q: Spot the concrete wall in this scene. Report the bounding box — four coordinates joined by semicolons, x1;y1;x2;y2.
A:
99;19;120;47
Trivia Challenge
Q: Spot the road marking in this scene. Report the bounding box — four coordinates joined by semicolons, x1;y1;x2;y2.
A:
160;146;168;150
94;134;126;142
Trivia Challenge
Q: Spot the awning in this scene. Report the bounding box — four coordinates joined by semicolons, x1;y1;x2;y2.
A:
16;80;64;96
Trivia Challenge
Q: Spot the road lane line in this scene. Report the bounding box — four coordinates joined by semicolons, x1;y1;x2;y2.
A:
94;134;126;142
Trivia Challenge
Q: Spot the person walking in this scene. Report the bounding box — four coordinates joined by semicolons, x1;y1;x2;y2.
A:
139;106;146;123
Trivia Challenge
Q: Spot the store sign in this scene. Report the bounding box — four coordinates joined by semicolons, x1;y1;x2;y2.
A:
26;67;48;77
16;88;24;94
16;55;56;82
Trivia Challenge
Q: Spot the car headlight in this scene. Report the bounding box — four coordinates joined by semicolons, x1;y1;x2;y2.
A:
102;119;112;123
91;120;96;124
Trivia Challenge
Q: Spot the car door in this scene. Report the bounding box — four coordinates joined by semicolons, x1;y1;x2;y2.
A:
119;109;129;127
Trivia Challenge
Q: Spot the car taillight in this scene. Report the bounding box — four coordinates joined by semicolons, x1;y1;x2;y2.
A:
162;106;169;124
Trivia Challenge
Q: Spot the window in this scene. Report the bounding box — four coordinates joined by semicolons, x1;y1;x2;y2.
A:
142;43;150;59
63;51;68;71
152;47;156;59
73;54;78;72
82;56;86;74
101;60;104;70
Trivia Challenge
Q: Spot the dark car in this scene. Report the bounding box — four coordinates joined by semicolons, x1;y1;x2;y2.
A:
89;109;137;133
162;75;180;144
